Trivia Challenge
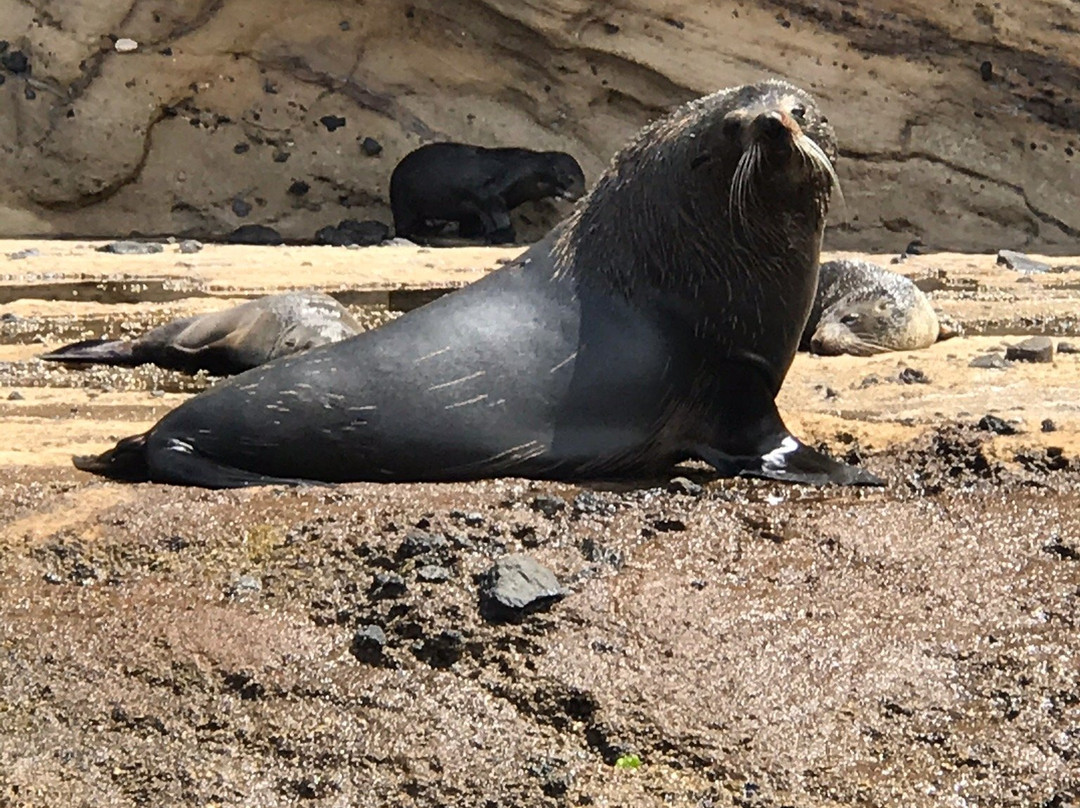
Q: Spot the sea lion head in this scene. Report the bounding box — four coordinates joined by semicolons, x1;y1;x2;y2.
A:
558;79;838;387
266;294;363;360
564;79;838;280
809;260;941;356
713;81;839;238
541;152;587;201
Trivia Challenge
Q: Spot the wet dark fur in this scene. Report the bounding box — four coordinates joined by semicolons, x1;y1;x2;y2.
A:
75;80;880;489
390;143;586;244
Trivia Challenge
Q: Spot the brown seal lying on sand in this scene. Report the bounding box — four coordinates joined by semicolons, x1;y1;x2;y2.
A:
41;292;361;376
802;259;940;356
74;79;881;488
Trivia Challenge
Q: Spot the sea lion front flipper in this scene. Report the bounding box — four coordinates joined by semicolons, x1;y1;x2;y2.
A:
693;438;883;487
696;361;883;487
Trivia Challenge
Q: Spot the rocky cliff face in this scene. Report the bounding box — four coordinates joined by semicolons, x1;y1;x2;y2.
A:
1;0;1078;251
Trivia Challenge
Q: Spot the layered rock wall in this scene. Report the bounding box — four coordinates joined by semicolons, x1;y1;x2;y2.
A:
0;0;1078;250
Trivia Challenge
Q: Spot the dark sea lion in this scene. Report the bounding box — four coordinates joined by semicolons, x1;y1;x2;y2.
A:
75;79;881;488
389;143;586;244
41;292;361;376
802;259;940;356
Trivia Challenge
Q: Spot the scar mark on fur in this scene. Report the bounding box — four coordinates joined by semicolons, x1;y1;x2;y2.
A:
415;346;451;363
428;370;486;391
549;351;578;373
445;394;489;409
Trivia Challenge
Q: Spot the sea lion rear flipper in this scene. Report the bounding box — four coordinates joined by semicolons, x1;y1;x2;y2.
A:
40;338;137;366
146;438;328;488
74;434;327;489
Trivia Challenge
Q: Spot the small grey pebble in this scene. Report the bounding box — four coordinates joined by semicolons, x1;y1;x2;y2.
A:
7;248;39;260
150;390;165;398
667;476;702;496
320;114;346;132
231;198;252;217
227;574;261;597
96;240;164;255
44;572;64;585
970;353;1009;370
977;414;1019;436
416;564;452;583
574;490;615;515
1057;342;1079;355
996;249;1051;274
350;624;387;663
360;136;383;156
531;494;567;518
1041;419;1057;433
177;239;203;254
858;374;881;388
898;367;930;384
370;571;406;599
397;529;448;559
8;390;24;400
480;554;566;618
1005;336;1054;363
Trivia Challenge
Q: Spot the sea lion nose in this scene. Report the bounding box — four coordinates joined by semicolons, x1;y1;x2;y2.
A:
755;110;790;140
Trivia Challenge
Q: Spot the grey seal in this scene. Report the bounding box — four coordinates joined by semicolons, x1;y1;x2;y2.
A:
42;292;361;376
803;259;940;356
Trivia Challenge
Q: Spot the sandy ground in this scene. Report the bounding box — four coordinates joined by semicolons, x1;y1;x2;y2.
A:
1;242;1079;807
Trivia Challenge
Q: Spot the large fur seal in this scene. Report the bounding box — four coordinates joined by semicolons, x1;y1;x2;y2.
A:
390;143;586;244
75;79;881;488
41;292;361;376
802;259;940;356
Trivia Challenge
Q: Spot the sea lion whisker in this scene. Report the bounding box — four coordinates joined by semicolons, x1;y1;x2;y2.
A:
728;148;753;233
797;133;844;217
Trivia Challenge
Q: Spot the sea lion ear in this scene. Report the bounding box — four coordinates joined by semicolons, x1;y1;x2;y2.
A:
690;152;713;169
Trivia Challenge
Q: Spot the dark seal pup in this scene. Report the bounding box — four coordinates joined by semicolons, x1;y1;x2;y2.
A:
389;143;586;244
75;79;881;488
42;292;362;376
802;259;940;356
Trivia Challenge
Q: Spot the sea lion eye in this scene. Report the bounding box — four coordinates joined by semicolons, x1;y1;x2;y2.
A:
840;313;859;326
791;105;807;122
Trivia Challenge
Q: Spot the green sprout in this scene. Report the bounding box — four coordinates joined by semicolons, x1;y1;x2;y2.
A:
615;754;642;770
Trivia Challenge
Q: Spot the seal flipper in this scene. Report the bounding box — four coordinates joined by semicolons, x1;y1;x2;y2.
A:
695;362;883;487
74;435;323;488
143;439;326;489
694;437;883;487
73;433;151;481
40;338;137;366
